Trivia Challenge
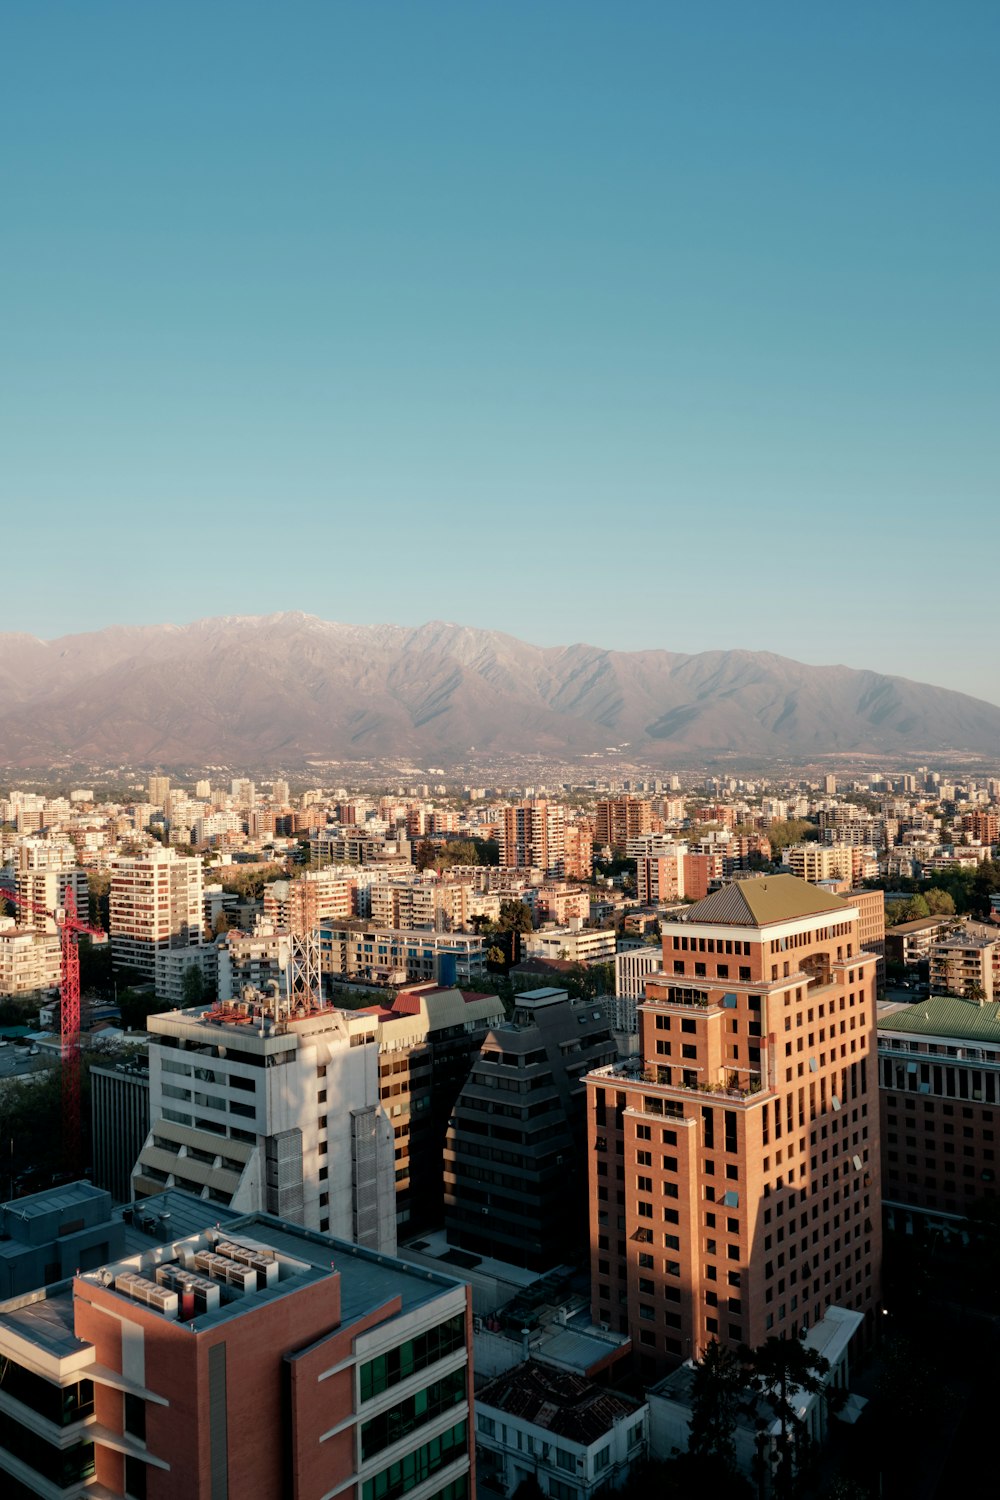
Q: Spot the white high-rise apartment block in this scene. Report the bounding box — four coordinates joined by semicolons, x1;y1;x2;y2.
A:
134;997;397;1253
109;847;204;977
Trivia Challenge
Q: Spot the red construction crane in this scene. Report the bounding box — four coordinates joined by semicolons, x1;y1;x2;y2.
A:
0;881;106;1177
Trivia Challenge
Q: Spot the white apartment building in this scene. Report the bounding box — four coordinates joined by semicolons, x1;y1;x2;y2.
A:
133;996;397;1252
13;867;89;934
523;927;618;965
614;946;662;1034
320;923;487;986
0;918;61;996
109;847;204;977
153;944;219;1007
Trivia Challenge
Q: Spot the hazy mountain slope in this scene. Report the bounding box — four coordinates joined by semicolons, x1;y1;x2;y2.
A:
0;613;996;764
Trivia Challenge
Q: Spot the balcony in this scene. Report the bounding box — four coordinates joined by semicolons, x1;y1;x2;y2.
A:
588;1058;769;1103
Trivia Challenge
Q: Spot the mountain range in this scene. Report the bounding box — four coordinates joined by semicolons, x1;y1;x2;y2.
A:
0;614;997;767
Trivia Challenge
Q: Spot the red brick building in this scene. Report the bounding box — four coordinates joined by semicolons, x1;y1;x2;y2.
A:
0;1213;473;1499
878;994;1000;1226
585;875;882;1380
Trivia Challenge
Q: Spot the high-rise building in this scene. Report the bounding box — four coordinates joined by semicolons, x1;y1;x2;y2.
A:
586;875;882;1379
364;982;506;1233
147;775;170;806
637;851;686;905
596;797;653;853
499;801;566;877
445;988;617;1270
0;1209;474;1500
133;993;397;1253
109;847;204;978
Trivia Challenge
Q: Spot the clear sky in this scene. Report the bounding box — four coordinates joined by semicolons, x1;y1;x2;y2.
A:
3;3;998;702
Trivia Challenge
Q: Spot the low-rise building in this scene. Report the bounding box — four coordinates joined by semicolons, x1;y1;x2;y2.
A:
476;1359;647;1499
885;915;954;968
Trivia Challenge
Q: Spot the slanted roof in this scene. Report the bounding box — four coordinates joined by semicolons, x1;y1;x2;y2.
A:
877;995;1000;1046
680;875;849;928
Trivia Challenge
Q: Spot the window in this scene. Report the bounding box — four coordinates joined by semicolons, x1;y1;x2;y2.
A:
594;1445;611;1472
359;1315;465;1402
360;1368;466;1461
362;1419;468;1500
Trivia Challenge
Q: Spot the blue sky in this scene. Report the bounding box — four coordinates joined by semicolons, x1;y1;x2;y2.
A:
3;3;998;702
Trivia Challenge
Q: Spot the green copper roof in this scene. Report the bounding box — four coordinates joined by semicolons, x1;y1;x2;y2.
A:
877;995;1000;1045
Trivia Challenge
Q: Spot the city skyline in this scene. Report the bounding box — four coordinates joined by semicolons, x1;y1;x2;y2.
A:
3;4;998;701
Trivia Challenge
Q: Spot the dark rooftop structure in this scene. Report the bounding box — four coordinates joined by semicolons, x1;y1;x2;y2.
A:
477;1358;641;1446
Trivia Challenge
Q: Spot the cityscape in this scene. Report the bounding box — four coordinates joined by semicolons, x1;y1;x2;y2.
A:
2;759;999;1497
3;4;997;1499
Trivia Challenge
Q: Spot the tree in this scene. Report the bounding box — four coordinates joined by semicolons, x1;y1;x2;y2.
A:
434;839;480;870
924;887;955;916
688;1339;743;1471
414;840;438;873
741;1337;829;1500
497;900;534;935
181;964;206;1007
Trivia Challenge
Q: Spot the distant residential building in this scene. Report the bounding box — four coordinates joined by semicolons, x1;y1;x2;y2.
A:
263;868;358;934
153;943;219;1007
852;886;886;991
681;850;725;901
216;923;287;999
499;801;567;877
929;924;1000;1001
523;927;617;966
614;947;662;1034
885;915;954;968
476;1360;648;1500
109;847;204;978
0;918;61;996
564;821;595;881
320;921;487;987
637;850;686;905
445;988;617;1270
595;797;653;853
